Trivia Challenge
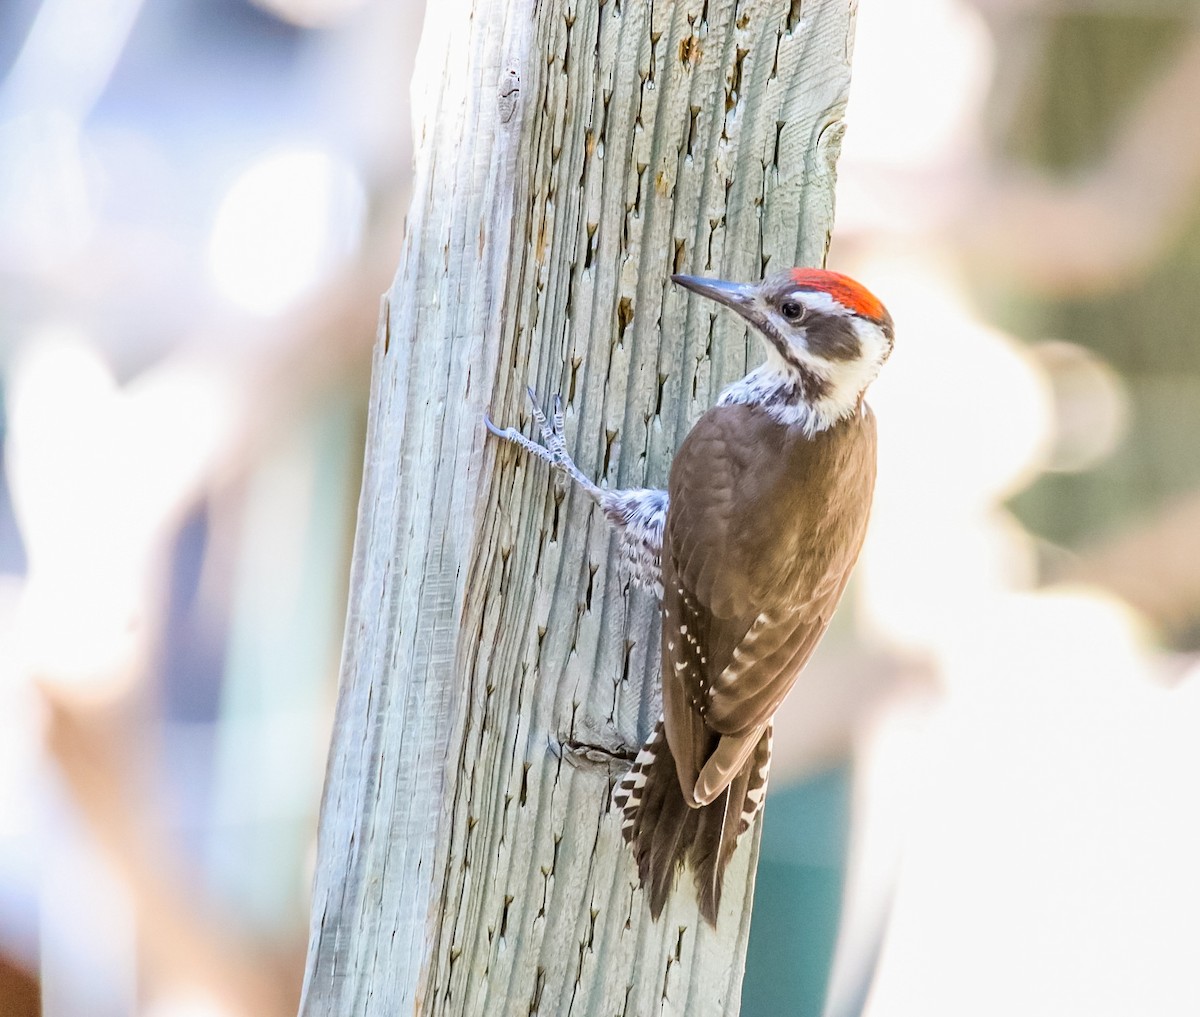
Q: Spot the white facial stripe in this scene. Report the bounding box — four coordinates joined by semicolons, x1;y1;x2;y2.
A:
719;315;891;432
784;289;851;318
803;316;891;416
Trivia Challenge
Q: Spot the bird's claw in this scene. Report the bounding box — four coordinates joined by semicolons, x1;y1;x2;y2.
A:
528;392;570;462
552;735;639;774
485;388;600;499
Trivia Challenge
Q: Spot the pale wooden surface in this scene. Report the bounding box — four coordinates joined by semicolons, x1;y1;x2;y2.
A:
298;1;856;1014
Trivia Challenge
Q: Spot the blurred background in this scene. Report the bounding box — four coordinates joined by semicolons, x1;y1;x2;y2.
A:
0;1;416;1014
2;1;1199;1015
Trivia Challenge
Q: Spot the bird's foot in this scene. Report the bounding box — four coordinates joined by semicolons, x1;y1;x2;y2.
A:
485;388;601;500
552;735;639;774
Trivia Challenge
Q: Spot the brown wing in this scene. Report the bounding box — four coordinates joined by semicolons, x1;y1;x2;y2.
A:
661;403;876;806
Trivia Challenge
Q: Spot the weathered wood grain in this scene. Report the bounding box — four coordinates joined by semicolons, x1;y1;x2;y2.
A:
298;1;856;1014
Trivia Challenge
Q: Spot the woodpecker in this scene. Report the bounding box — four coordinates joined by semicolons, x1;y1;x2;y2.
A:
485;268;894;925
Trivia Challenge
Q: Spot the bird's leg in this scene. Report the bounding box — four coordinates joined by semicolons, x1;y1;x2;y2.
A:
598;487;667;595
551;734;639;775
485;389;668;591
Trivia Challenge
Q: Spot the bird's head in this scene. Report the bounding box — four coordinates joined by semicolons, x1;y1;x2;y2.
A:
673;268;894;425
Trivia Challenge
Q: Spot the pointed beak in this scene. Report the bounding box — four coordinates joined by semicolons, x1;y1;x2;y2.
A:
671;274;757;316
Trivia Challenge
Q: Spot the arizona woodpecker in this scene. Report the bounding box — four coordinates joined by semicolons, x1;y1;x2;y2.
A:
485;268;894;925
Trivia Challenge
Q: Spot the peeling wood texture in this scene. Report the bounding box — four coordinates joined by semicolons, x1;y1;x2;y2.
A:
298;1;856;1015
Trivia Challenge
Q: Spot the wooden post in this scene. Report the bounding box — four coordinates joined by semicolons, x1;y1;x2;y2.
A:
298;1;856;1013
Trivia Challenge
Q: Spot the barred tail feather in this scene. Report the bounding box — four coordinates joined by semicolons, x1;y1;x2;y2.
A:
611;721;692;917
689;722;773;922
612;719;774;925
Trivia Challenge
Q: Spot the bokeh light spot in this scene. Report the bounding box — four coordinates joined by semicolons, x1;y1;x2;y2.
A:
207;148;365;317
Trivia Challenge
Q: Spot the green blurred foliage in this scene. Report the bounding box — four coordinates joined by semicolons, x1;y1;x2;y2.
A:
991;15;1200;633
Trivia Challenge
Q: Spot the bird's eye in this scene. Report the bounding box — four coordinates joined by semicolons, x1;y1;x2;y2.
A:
780;300;805;322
